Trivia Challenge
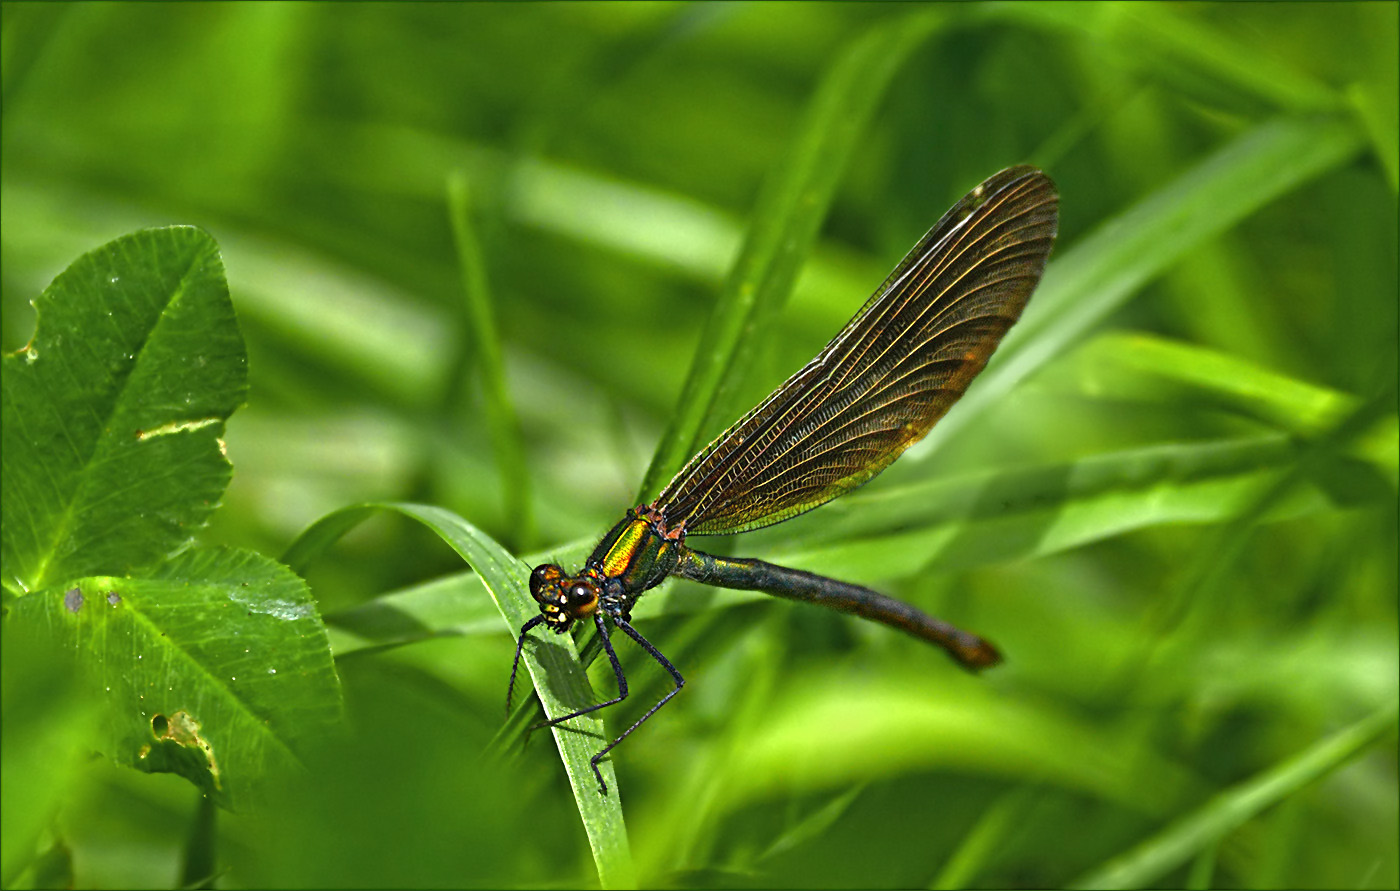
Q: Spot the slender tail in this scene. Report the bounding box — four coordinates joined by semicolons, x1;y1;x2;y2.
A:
675;548;1001;670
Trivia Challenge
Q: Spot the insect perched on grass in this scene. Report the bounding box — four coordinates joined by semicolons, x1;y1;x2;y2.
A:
510;166;1059;794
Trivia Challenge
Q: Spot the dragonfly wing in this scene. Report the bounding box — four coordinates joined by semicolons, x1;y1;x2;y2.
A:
654;166;1058;535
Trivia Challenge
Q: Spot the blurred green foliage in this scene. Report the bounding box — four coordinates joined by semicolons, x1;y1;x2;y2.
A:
2;2;1395;888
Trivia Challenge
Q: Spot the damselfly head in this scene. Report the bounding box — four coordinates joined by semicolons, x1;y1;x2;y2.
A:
529;563;601;632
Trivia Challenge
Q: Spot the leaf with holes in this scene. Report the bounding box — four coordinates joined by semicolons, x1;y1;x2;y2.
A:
2;228;341;810
8;546;341;810
1;226;246;596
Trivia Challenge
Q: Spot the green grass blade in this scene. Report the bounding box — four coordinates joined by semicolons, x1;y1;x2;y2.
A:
760;435;1333;582
930;787;1037;890
283;504;636;890
1078;332;1365;434
1150;385;1398;653
446;172;534;547
715;671;1198;813
1185;843;1219;891
1070;699;1400;890
754;785;865;867
637;8;949;499
1347;2;1399;192
915;113;1366;463
1076;331;1399;482
994;4;1339;113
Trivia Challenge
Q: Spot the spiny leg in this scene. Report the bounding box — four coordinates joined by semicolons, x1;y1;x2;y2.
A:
588;616;685;795
527;612;630;738
506;614;546;714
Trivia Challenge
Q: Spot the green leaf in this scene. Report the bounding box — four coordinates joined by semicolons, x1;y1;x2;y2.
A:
2;226;247;595
5;546;341;811
1070;700;1400;889
284;503;636;890
637;8;950;499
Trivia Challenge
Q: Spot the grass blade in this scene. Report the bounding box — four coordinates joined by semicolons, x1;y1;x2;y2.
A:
930;787;1037;890
760;435;1329;581
994;4;1338;113
446;172;534;548
1075;331;1398;482
1078;332;1370;434
1347;2;1399;192
1070;700;1399;889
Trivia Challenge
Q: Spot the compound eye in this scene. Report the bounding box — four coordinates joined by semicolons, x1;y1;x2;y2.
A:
529;564;561;600
567;584;597;611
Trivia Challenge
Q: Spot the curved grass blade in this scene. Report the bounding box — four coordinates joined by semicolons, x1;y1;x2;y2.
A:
991;3;1339;114
1149;385;1398;656
1076;332;1383;435
1070;699;1399;890
321;537;594;657
283;504;635;890
712;671;1200;813
1075;331;1399;482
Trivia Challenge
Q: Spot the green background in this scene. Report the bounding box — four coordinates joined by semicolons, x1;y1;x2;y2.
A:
2;2;1396;888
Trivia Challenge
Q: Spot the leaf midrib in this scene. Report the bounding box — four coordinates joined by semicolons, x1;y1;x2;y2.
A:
31;241;207;591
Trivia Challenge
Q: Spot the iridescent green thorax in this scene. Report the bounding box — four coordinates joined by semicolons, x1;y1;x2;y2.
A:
528;507;683;633
588;508;682;596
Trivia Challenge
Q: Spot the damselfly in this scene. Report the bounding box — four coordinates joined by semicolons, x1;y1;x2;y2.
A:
511;166;1059;793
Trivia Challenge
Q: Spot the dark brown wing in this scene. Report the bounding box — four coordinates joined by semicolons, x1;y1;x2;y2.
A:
653;166;1058;535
